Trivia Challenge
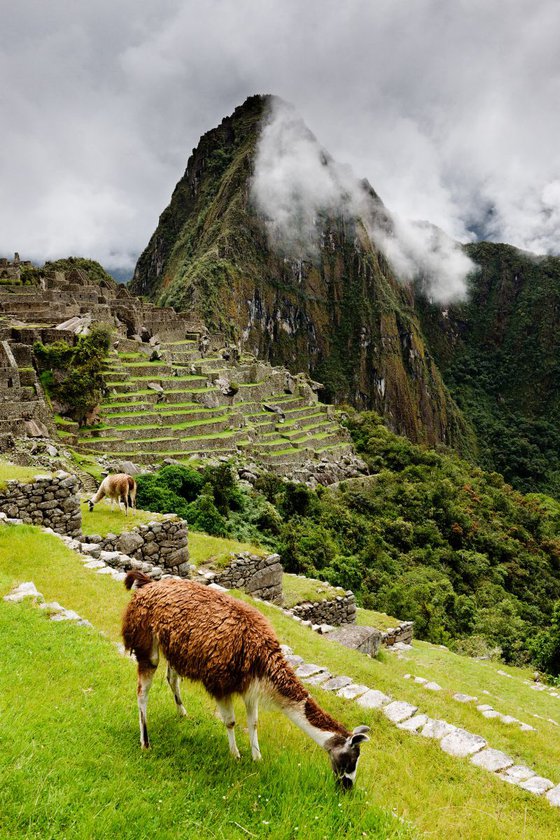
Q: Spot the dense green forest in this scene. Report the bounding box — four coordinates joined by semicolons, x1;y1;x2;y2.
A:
136;410;560;671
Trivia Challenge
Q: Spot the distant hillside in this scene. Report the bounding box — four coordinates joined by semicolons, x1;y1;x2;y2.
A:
131;95;471;452
418;242;560;495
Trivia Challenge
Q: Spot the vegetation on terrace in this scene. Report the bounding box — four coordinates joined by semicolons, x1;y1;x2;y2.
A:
33;325;111;424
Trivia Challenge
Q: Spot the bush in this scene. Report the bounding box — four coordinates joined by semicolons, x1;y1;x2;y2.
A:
33;326;111;423
529;602;560;676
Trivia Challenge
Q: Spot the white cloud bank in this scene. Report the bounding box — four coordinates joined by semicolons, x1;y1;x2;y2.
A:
1;0;559;274
252;100;473;302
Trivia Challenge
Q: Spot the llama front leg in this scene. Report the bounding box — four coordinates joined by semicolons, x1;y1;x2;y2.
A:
166;663;187;717
244;693;261;761
216;696;240;759
137;665;156;749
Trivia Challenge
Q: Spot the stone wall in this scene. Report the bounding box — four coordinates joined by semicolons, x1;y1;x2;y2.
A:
85;515;189;577
290;591;356;626
381;621;414;647
0;472;81;537
203;552;283;604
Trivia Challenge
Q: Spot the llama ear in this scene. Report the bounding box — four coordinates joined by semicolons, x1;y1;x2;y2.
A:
350;725;370;746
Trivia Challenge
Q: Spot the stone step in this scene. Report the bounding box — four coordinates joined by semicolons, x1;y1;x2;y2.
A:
257;448;312;465
80;429;248;454
97;447;240;465
291;431;344;448
282;405;330;421
281;421;339;439
81;415;234;441
103;405;227;426
254;438;298;453
105;376;209;394
117;362;172;377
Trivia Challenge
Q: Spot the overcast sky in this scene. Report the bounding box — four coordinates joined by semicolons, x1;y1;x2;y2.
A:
2;0;559;274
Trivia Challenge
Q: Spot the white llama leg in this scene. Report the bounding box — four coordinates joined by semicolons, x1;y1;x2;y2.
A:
166;663;187;717
216;696;240;759
244;692;261;761
137;668;156;749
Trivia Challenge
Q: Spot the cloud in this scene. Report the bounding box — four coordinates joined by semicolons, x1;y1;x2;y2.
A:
1;0;559;274
252;99;473;302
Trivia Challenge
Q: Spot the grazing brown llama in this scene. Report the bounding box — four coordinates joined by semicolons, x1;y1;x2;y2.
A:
88;473;137;515
122;571;370;788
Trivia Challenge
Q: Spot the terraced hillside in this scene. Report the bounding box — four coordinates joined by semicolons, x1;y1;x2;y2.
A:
73;339;354;473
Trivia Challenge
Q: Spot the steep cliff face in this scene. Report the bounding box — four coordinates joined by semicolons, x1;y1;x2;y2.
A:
417;242;560;493
131;95;471;450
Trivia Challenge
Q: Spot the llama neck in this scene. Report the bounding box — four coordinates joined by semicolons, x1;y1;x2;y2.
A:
91;487;105;504
282;696;349;749
264;657;349;749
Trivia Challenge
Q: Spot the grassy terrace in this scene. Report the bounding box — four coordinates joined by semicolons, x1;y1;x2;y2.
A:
80;499;165;537
0;461;52;488
188;531;266;568
356;607;403;632
282;573;346;609
2;525;560;838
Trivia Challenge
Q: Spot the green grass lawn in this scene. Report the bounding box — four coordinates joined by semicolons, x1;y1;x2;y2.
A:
2;524;560;838
282;573;346;609
80;499;164;537
188;531;266;568
356;608;403;632
0;460;52;489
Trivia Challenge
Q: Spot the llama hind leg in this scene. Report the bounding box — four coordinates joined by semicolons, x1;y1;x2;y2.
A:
216;696;240;759
137;665;156;748
136;639;159;749
166;663;187;717
244;692;262;761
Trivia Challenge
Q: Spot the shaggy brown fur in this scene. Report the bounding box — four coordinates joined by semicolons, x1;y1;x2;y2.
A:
121;571;369;785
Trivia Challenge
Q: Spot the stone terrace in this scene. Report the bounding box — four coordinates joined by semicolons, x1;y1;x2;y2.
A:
0;265;363;479
76;341;354;473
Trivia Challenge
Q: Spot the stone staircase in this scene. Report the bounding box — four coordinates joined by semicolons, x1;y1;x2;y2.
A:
75;343;353;471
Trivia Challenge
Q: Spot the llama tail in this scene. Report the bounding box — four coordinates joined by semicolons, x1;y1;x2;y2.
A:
124;570;153;590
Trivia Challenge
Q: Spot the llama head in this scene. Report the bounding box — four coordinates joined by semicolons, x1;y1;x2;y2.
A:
326;725;370;790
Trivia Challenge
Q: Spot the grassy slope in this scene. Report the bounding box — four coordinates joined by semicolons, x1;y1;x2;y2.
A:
2;526;560;838
80;500;164;537
0;462;52;488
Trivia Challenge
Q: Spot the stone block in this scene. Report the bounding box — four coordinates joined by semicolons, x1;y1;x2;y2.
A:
518;776;554;795
471;748;514;772
325;625;382;657
440;729;486;758
421;719;456;740
397;714;429;733
356;689;391;710
383;701;418;723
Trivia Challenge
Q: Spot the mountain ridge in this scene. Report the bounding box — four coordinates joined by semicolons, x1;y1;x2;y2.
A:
131;95;473;453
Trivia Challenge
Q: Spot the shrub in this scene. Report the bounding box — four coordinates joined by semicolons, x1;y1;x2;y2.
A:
33;326;111;423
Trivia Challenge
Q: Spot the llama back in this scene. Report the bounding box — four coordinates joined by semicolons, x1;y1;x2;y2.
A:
122;577;288;698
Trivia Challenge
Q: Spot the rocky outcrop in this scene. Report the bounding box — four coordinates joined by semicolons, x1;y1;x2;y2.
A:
193;552;283;604
324;625;382;657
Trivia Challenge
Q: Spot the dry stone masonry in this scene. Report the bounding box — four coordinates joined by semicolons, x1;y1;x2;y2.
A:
381;621;414;647
290;591;356;625
194;552;283;604
0;472;81;537
85;516;190;577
